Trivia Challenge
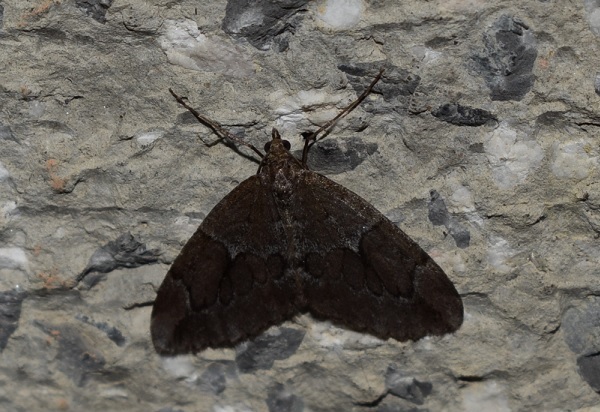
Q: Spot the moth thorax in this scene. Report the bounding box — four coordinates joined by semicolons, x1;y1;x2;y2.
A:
273;169;294;198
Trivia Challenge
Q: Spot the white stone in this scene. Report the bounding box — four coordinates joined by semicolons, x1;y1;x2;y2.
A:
308;320;383;348
484;123;544;189
487;237;515;274
448;184;475;213
226;9;264;33
135;130;164;147
161;356;198;382
28;100;45;118
433;249;467;274
316;0;365;29
0;162;10;181
462;381;511;412
584;0;600;36
159;19;254;77
1;201;17;221
551;140;596;180
0;248;29;271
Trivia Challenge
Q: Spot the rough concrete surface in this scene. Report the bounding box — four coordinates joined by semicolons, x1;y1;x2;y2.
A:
1;0;600;411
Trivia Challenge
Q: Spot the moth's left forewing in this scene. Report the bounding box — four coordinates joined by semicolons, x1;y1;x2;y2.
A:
151;176;298;355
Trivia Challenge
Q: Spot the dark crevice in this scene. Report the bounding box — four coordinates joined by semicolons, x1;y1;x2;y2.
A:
353;390;389;407
123;300;154;311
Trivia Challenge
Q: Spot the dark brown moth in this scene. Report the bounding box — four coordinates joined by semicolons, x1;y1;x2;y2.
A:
151;70;463;355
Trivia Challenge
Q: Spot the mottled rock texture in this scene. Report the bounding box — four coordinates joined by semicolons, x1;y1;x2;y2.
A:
1;0;600;411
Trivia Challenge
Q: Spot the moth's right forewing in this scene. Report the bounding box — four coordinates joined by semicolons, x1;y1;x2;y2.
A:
292;172;463;342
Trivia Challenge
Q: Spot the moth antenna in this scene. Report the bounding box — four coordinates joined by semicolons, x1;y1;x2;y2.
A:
169;88;264;159
301;68;384;165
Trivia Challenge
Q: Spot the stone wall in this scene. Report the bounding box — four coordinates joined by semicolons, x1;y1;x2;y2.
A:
1;0;600;410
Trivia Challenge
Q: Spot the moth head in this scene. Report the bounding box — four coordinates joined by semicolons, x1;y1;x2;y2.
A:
264;128;291;153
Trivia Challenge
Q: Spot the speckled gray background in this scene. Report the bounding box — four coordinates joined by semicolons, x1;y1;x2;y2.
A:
1;0;600;411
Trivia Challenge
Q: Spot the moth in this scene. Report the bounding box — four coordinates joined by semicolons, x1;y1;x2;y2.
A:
151;70;463;355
